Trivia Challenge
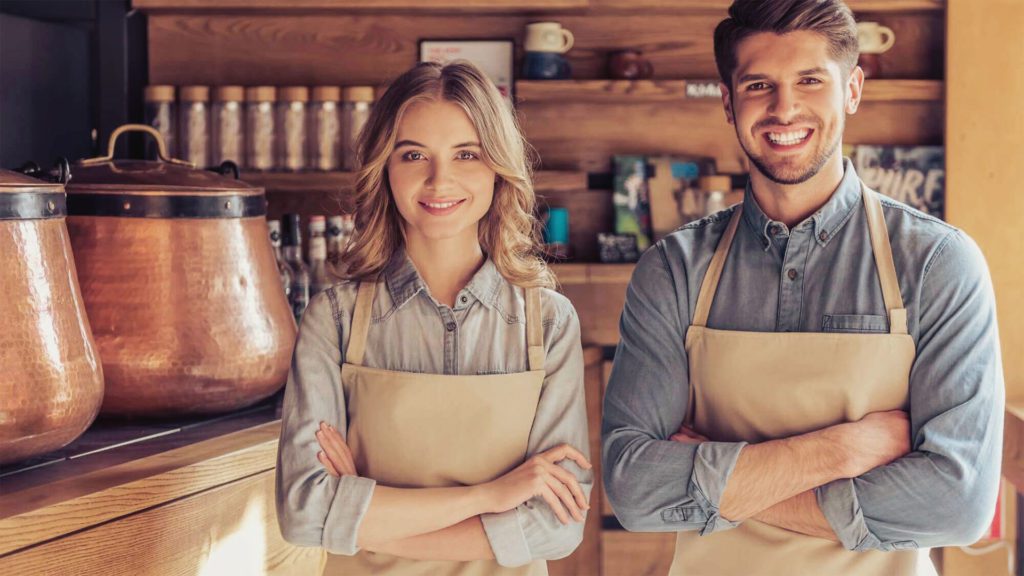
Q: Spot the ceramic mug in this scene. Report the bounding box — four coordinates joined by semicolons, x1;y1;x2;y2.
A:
522;51;572;80
525;22;575;54
857;22;896;54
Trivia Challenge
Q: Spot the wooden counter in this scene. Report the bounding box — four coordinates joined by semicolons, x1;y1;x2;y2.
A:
0;398;325;575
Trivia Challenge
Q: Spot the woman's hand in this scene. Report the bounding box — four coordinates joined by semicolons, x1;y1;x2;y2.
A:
669;424;709;444
316;421;358;477
481;444;592;525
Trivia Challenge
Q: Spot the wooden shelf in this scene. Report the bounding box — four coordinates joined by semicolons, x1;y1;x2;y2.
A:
551;263;635;286
133;0;941;12
517;79;943;105
244;170;588;194
133;0;587;11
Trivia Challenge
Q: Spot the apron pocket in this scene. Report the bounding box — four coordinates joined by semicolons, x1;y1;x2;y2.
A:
822;314;889;333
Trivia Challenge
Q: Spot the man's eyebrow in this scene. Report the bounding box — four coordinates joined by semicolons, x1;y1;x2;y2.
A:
797;67;828;76
737;73;770;84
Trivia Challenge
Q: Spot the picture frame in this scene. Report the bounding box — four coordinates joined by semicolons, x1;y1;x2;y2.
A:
418;39;516;107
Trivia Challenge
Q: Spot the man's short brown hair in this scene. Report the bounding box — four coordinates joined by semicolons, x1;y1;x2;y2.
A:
714;0;859;89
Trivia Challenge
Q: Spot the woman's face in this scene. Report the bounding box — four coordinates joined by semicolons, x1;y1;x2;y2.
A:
387;99;496;250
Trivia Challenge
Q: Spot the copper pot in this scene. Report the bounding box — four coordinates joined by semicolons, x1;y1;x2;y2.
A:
65;125;295;417
0;167;104;464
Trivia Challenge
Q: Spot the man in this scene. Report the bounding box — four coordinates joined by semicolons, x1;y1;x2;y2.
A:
601;1;1004;574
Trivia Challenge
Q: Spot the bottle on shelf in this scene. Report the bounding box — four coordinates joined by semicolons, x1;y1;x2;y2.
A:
308;215;331;295
178;85;212;168
281;214;311;323
245;86;277;171
267;219;293;304
144;85;177;159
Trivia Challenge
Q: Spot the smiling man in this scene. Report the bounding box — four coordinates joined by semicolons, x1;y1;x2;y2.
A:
601;1;1005;575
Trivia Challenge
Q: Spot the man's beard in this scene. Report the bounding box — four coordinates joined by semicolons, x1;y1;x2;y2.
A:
738;117;842;185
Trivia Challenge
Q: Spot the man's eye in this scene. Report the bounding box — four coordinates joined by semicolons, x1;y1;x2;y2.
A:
801;77;823;84
747;82;770;91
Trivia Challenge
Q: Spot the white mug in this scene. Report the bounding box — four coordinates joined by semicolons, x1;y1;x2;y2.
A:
525;22;574;54
857;22;896;54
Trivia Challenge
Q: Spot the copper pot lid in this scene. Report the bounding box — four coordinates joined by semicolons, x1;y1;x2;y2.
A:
66;124;265;219
0;167;66;220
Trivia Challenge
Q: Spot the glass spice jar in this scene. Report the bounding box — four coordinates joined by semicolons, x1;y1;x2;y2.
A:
144;85;176;160
212;86;245;167
245;86;277;171
308;86;342;172
276;86;309;172
178;85;211;168
341;86;375;171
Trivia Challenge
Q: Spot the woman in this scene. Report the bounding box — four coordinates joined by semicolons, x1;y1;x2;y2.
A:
275;61;592;575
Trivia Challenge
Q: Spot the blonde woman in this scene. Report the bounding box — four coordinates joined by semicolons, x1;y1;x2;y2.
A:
275;61;592;575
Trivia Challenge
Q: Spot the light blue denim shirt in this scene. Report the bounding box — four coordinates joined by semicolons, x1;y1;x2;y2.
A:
602;158;1004;551
275;250;591;567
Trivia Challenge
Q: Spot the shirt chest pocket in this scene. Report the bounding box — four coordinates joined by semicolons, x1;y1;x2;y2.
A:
821;314;889;333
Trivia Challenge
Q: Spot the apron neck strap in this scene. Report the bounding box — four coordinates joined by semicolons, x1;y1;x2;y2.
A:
346;278;377;366
861;185;908;334
526;286;545;371
692;207;743;328
690;185;907;335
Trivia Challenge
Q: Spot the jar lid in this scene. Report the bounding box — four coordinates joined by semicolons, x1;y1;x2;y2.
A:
179;85;210;102
342;86;375;102
213;85;245;102
312;86;341;102
279;86;310;102
144;85;176;102
245;86;277;102
67;125;259;196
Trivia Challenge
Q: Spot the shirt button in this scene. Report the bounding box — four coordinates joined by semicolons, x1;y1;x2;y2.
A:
787;268;798;280
769;224;781;236
460;296;468;304
446;322;456;332
819;231;828;241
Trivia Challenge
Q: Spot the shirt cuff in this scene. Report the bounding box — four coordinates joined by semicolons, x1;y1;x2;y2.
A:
481;508;532;567
688;441;746;535
816;478;882;551
321;474;376;555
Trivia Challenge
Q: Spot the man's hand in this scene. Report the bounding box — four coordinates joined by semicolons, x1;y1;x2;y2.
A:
827;410;911;478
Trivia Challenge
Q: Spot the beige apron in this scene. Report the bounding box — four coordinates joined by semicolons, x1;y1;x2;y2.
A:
671;187;935;576
323;280;548;575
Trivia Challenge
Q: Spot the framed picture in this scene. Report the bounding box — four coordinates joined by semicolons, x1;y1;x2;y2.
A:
418;39;515;107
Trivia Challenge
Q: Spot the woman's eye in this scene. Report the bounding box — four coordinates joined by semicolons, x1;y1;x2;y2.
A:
402;151;425;161
456;150;479;160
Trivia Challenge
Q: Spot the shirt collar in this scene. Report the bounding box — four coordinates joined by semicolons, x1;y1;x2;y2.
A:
741;157;863;250
383;246;502;310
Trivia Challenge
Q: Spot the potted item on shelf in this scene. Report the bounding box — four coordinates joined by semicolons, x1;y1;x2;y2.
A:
607;49;654;80
63;124;295;418
521;22;573;80
0;164;104;465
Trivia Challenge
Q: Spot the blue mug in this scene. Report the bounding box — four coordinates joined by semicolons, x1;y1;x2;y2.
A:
522;51;572;80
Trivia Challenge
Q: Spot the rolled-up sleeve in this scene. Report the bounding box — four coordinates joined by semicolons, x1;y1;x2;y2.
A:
480;294;594;567
817;230;1005;550
275;289;377;555
602;245;745;535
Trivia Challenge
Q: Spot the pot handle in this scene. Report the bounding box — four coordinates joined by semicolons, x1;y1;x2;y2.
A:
79;124;193;167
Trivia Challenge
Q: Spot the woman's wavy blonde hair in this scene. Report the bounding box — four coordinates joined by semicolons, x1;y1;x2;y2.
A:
338;60;555;289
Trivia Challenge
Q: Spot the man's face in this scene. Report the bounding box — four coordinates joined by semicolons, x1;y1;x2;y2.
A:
721;30;862;185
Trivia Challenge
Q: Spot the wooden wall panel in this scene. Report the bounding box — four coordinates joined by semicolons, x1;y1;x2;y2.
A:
946;0;1024;401
148;12;941;86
